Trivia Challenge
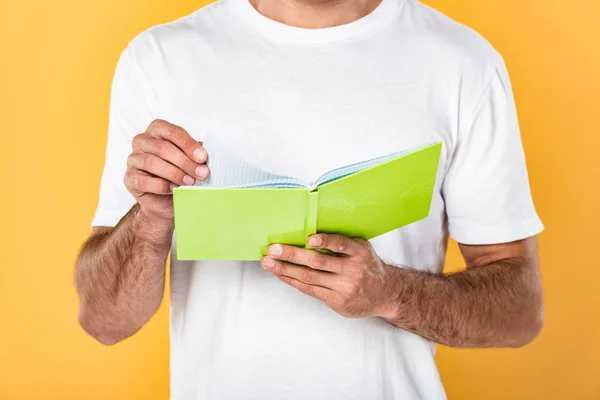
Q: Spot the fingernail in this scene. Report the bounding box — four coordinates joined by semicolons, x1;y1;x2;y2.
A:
308;236;322;247
268;245;283;256
195;165;209;179
262;257;275;269
183;175;195;186
193;148;207;162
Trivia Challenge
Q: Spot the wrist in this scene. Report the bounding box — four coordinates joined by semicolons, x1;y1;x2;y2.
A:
374;264;404;320
378;266;414;327
132;205;174;251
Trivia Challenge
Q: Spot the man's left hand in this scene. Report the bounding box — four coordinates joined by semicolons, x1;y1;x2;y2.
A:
261;233;400;319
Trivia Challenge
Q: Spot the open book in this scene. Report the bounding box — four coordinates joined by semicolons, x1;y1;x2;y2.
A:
173;135;442;260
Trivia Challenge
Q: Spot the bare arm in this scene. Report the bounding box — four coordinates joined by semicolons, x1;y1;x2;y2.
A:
260;234;544;348
76;120;208;345
385;237;544;347
75;205;172;345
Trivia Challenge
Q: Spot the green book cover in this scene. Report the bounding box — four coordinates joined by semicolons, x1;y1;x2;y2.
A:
173;137;442;260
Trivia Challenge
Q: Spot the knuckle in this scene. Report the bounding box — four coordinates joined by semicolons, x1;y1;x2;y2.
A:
131;133;143;149
155;140;168;157
126;153;135;168
148;118;164;131
136;176;146;191
311;254;325;270
300;283;313;296
335;237;347;253
165;125;183;140
300;269;315;284
143;154;155;171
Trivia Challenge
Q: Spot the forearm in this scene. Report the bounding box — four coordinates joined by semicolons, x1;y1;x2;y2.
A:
75;204;172;345
384;258;544;348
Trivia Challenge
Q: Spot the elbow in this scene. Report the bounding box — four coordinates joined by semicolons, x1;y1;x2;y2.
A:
78;308;127;346
512;312;544;348
508;260;545;348
511;295;545;348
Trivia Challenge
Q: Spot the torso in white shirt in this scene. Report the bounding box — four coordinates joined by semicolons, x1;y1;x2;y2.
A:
92;0;543;398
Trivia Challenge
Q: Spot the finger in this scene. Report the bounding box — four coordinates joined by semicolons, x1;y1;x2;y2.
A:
132;135;209;181
261;257;337;289
307;233;364;256
146;119;207;163
128;153;195;186
273;273;336;304
124;171;172;195
267;244;341;273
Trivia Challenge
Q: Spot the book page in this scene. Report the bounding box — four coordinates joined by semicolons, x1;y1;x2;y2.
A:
192;133;307;189
315;142;437;187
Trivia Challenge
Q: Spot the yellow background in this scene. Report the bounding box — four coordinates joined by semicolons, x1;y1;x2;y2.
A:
1;0;599;398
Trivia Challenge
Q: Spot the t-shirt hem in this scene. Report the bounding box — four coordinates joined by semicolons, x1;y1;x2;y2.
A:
91;209;129;228
449;216;544;245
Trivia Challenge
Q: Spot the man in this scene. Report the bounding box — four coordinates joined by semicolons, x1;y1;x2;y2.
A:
75;0;544;398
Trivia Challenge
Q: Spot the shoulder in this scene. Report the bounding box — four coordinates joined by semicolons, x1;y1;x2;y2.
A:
120;0;229;66
401;0;506;78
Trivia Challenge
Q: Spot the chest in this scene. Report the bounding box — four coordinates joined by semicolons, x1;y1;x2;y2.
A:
156;48;455;182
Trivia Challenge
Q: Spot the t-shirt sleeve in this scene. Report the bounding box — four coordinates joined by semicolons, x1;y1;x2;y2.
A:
91;46;155;227
442;59;544;244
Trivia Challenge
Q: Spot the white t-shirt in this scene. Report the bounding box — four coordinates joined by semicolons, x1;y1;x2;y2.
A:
92;0;544;398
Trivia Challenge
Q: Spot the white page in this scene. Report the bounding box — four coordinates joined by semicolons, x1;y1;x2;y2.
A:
188;133;435;190
191;133;307;189
315;142;435;187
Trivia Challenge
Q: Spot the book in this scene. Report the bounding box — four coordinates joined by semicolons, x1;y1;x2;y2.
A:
173;135;442;260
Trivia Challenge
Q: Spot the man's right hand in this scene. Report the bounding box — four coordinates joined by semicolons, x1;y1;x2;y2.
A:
124;119;209;221
76;119;205;344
